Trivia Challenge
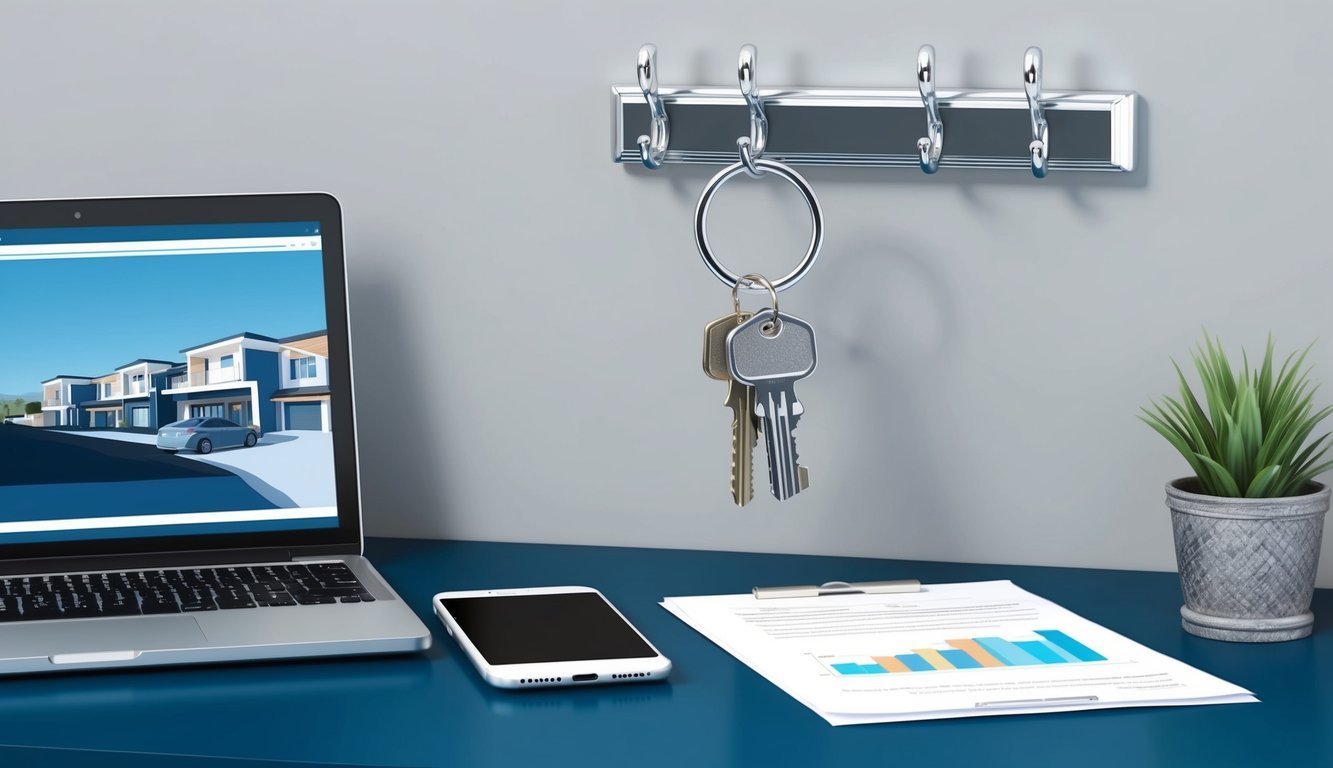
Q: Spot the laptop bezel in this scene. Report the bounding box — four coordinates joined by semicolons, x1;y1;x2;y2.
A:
0;193;363;569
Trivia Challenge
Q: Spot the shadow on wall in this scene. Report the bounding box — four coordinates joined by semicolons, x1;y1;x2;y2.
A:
813;227;966;557
349;275;453;538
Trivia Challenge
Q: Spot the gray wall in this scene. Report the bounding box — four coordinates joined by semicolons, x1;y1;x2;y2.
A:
7;1;1333;585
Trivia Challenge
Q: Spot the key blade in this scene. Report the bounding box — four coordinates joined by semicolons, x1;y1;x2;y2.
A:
726;381;757;507
755;385;804;500
703;312;752;382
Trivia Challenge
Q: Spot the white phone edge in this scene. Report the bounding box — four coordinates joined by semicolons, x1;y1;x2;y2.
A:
432;585;672;689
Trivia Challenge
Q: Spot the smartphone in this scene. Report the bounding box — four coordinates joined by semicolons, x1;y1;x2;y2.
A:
432;586;672;689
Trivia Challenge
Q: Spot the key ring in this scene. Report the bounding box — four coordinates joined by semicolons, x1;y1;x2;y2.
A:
695;157;824;293
732;273;781;336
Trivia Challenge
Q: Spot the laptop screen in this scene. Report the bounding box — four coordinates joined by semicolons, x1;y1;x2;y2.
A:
0;220;341;546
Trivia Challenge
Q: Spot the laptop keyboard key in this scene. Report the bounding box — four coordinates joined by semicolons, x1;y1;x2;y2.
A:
306;587;363;597
142;599;181;614
17;595;62;620
101;599;142;617
215;591;256;609
60;593;102;618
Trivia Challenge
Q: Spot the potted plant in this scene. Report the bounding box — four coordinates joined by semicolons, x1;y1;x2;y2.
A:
1142;335;1333;641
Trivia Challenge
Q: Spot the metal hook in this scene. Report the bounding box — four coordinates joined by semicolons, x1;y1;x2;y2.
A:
1023;46;1049;178
736;44;768;178
636;44;670;169
916;45;943;174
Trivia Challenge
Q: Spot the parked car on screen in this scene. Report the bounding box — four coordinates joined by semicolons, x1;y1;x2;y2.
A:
157;417;259;454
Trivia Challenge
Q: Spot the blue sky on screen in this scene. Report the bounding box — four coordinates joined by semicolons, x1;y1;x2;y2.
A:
0;250;326;393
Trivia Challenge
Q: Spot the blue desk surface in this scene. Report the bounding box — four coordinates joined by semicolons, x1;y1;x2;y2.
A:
1;538;1330;767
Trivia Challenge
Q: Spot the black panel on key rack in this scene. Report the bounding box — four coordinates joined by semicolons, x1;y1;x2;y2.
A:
619;102;1114;165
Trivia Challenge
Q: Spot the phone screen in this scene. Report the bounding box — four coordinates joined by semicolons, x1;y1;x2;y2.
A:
439;592;658;665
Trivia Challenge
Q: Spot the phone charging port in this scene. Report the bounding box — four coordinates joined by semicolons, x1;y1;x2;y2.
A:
573;673;598;682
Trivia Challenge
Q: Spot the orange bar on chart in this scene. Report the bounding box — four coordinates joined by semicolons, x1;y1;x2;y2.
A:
912;649;956;670
946;639;1005;667
871;656;911;673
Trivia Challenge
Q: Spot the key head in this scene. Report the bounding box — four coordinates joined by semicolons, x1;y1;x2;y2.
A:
727;309;817;386
703;312;752;381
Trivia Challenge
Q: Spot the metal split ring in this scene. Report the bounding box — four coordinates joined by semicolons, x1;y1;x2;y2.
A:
731;273;781;336
694;157;824;293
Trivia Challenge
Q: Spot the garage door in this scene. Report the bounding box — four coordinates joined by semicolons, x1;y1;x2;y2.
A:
285;402;323;431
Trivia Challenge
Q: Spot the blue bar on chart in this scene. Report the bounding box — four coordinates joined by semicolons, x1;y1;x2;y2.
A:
894;654;934;672
1014;640;1067;664
831;663;890;675
938;649;982;669
1036;630;1107;662
973;638;1042;666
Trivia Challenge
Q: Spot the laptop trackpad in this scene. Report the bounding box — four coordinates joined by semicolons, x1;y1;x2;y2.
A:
0;616;206;660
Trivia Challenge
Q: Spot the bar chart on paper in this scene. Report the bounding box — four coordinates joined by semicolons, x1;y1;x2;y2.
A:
824;630;1107;676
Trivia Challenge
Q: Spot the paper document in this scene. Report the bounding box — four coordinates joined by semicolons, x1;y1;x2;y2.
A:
662;580;1254;725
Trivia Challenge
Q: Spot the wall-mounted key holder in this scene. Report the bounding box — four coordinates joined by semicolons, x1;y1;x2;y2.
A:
612;44;1137;174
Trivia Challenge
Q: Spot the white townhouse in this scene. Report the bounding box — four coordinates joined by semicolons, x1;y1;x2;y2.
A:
39;375;94;427
84;371;124;427
114;359;176;428
161;332;283;434
272;330;332;432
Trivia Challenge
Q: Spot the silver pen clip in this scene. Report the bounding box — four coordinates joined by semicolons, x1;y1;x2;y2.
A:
752;579;921;600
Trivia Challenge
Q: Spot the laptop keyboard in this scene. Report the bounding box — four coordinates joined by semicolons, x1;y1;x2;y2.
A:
0;562;374;622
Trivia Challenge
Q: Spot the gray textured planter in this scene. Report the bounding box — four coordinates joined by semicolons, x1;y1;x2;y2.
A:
1167;478;1329;642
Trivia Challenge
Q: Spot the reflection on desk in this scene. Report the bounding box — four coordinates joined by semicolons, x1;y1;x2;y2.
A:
0;657;430;715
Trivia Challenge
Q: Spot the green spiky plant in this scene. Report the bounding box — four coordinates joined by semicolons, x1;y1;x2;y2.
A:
1141;335;1333;498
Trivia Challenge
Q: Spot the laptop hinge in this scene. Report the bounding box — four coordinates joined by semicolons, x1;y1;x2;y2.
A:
0;547;301;577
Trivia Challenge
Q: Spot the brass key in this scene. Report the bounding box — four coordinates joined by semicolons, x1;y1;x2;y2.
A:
703;312;759;506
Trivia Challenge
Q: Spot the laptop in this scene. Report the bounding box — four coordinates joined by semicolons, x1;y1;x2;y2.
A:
0;192;431;674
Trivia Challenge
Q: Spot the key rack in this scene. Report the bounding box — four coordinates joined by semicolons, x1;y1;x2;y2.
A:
612;44;1137;174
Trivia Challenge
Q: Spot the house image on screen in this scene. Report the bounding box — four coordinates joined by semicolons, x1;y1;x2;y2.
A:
272;330;332;431
33;329;331;433
157;329;331;433
161;333;282;433
77;360;177;428
117;359;177;428
82;372;124;427
39;375;96;427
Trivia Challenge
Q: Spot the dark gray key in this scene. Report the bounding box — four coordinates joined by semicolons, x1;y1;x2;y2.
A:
727;308;817;501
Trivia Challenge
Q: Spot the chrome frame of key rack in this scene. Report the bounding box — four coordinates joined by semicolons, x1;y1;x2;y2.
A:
612;47;1137;173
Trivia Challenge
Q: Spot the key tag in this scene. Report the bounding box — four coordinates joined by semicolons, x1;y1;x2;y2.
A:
725;274;817;380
